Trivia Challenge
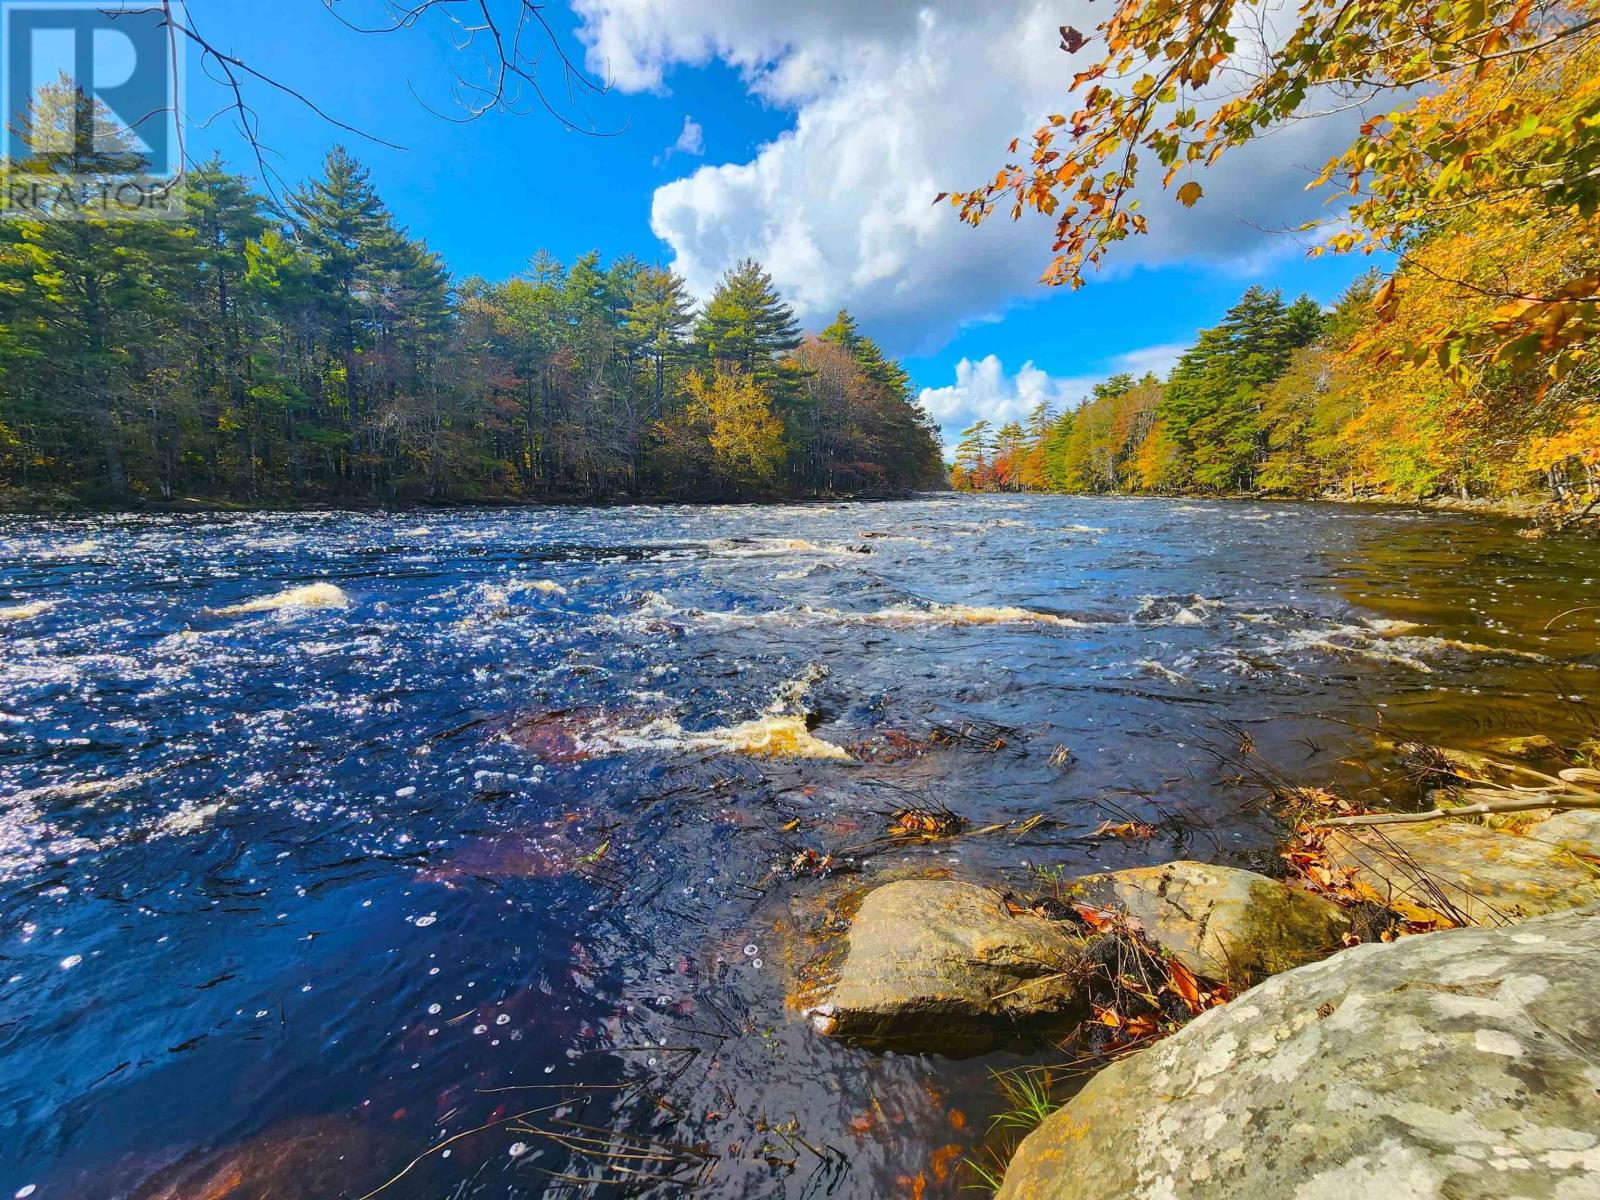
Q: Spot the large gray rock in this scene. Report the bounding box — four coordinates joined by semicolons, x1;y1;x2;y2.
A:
998;903;1600;1200
1325;821;1600;925
1527;809;1600;858
806;879;1090;1055
1073;860;1350;985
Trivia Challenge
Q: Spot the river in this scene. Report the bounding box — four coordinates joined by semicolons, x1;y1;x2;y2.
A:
1;496;1596;1199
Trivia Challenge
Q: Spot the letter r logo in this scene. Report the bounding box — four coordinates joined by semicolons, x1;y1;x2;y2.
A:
2;1;184;173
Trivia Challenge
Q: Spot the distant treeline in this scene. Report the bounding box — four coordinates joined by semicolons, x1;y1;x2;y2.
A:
954;275;1600;506
0;92;943;507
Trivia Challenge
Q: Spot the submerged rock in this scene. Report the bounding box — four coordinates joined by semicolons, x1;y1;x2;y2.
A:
807;879;1090;1055
1072;860;1350;985
1486;733;1566;761
1324;821;1600;925
998;902;1600;1200
105;1117;397;1200
0;598;56;621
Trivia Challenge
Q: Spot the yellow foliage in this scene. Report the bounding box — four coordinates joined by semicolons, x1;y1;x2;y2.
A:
682;367;785;489
1130;419;1181;492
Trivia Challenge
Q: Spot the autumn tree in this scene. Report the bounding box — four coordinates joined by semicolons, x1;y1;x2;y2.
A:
0;120;939;506
678;368;785;492
949;0;1600;376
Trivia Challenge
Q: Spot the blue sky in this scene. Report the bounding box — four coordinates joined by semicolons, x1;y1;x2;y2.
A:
178;1;1383;451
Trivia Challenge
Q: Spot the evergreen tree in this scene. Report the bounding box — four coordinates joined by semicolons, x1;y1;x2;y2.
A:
623;266;694;419
1162;286;1324;491
694;259;802;385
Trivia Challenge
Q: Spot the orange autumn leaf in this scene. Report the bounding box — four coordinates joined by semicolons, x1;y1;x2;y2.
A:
1167;958;1204;1013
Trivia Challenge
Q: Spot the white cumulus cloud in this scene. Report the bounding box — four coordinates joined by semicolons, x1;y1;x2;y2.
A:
574;0;1359;353
916;344;1188;454
918;356;1074;453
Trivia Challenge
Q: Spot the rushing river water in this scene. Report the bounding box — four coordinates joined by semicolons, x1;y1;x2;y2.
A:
1;496;1597;1199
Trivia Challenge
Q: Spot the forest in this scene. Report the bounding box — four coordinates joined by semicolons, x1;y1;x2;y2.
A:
953;273;1599;506
0;92;944;507
953;0;1600;513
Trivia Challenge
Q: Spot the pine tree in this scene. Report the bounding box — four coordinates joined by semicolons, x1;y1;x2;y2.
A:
183;158;271;495
623;266;694;418
694;259;802;385
0;83;187;498
1161;286;1322;491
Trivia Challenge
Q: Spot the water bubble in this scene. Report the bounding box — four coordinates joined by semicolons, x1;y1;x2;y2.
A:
414;915;437;928
508;1142;529;1158
427;1004;441;1015
17;1186;37;1198
752;959;763;968
59;955;81;970
473;1024;488;1035
743;944;758;957
495;1013;510;1025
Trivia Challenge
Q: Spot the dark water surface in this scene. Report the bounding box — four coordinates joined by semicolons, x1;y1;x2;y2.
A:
1;496;1596;1199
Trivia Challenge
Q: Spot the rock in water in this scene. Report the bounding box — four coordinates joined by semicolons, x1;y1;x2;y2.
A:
807;879;1090;1055
1072;861;1350;985
1325;822;1600;925
998;903;1600;1200
111;1117;397;1200
1485;733;1566;761
211;582;350;616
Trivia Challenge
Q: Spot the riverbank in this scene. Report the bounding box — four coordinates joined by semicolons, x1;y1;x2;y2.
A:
949;486;1600;535
0;485;947;515
8;484;1595;537
794;730;1600;1194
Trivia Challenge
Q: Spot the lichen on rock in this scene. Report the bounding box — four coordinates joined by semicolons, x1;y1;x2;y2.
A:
1071;860;1350;985
1324;821;1600;925
998;902;1600;1199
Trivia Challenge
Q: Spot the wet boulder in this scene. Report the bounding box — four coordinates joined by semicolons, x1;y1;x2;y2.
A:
806;880;1090;1055
1072;861;1350;985
1324;821;1600;925
998;902;1600;1200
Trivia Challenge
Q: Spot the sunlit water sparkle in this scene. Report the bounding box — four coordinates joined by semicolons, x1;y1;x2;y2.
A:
1;497;1596;1198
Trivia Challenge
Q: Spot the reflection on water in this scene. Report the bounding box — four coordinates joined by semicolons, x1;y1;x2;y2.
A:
0;497;1595;1198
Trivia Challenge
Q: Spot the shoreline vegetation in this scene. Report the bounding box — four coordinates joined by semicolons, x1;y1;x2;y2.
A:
950;282;1600;534
0;486;1558;522
0;109;944;512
